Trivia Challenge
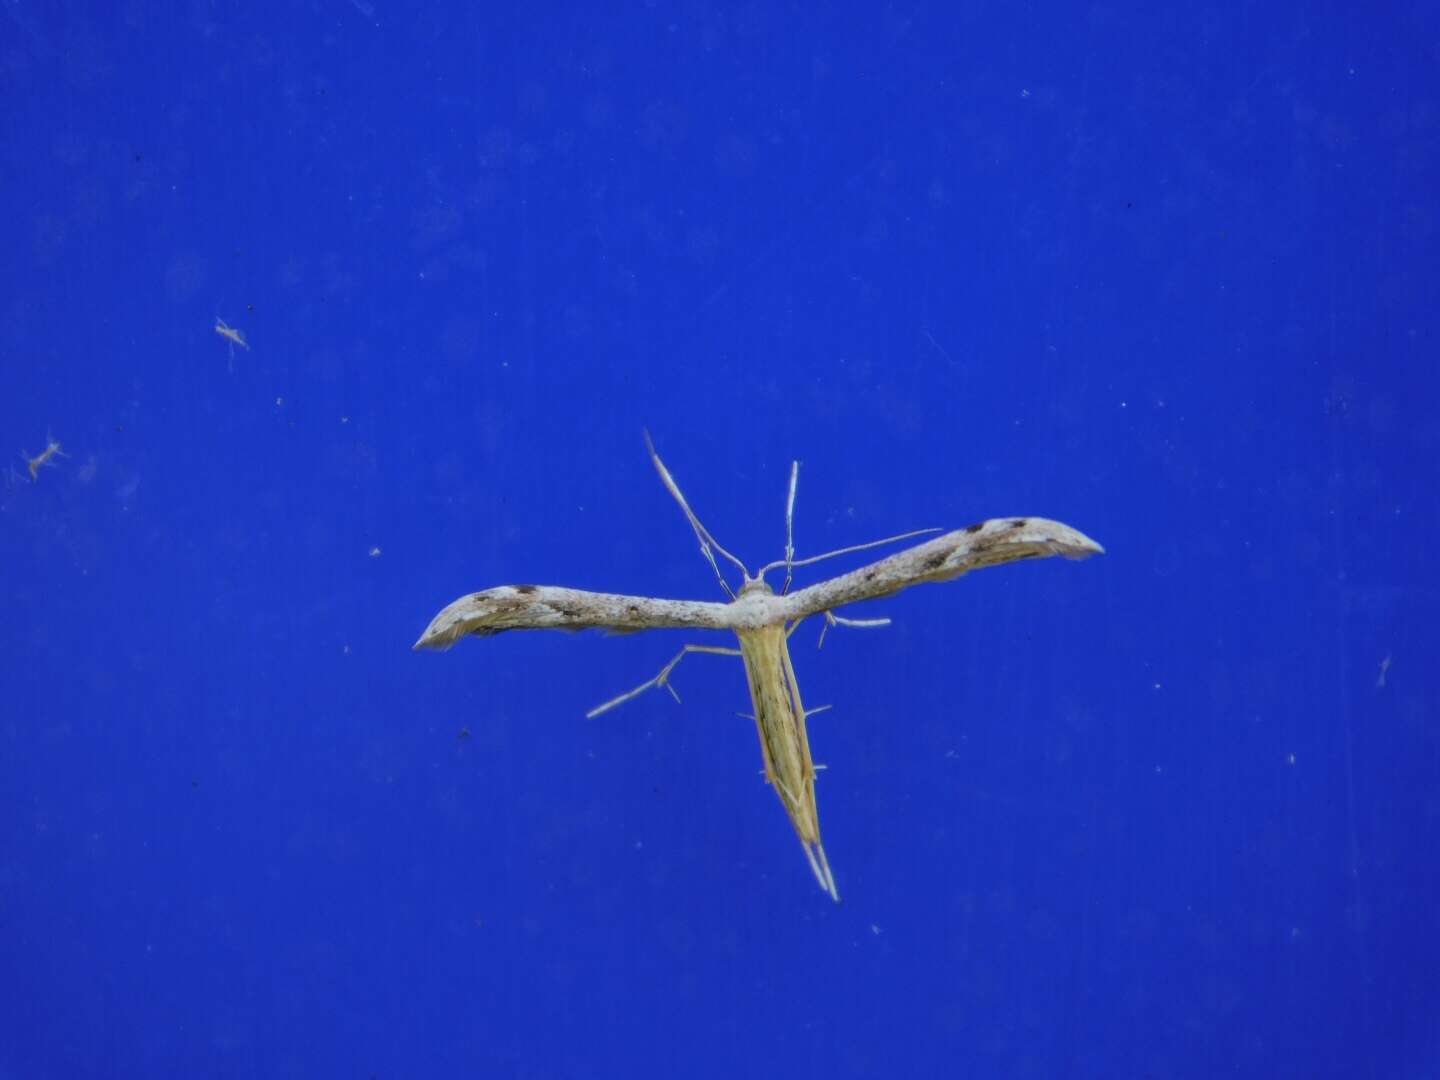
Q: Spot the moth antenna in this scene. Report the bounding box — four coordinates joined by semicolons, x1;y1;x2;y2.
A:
643;430;749;598
783;460;799;594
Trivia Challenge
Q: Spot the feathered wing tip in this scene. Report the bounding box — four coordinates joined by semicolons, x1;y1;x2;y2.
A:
954;517;1105;568
1020;518;1105;558
413;594;478;650
413;586;551;649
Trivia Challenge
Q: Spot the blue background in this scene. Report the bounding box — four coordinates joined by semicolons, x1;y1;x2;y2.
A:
3;3;1437;1077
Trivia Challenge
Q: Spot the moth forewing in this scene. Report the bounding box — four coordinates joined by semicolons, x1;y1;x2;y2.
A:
781;516;1104;622
414;585;735;648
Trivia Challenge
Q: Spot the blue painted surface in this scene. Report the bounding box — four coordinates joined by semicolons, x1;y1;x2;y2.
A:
3;4;1437;1076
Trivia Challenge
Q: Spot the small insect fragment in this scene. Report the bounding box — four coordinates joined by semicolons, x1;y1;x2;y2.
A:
215;317;250;371
214;317;249;351
22;438;65;482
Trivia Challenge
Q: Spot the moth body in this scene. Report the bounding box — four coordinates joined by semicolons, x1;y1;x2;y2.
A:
416;437;1103;903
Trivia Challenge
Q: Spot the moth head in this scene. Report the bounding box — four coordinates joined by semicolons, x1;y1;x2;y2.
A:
738;576;774;598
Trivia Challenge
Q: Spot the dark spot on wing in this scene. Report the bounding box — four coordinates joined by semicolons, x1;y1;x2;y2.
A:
1008;518;1028;529
964;522;985;534
513;584;538;594
923;550;950;570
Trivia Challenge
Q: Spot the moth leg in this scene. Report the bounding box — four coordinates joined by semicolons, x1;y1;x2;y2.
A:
817;609;890;648
586;644;742;718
